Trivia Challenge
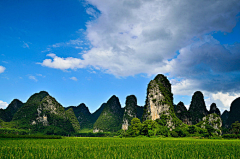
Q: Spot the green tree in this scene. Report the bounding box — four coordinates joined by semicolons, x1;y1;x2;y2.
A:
127;118;142;137
156;114;168;126
156;126;169;137
205;124;215;136
188;125;197;134
231;121;240;134
141;120;158;136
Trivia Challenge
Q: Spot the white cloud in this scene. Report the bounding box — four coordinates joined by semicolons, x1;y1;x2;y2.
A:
171;79;201;96
39;0;240;77
0;100;8;109
81;0;240;76
0;66;6;73
172;78;240;112
29;75;38;82
39;54;86;70
38;0;240;112
86;7;99;18
212;92;240;110
70;77;78;81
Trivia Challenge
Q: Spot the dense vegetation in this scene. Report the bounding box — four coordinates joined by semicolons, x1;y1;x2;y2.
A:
93;96;124;132
65;103;95;129
0;99;24;122
1;137;240;158
6;91;81;136
0;74;240;138
120;117;223;138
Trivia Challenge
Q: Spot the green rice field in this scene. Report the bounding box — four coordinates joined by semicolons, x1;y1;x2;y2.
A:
0;137;240;158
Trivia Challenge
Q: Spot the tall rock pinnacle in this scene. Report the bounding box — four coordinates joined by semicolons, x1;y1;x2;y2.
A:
122;95;137;130
142;74;181;129
188;91;208;125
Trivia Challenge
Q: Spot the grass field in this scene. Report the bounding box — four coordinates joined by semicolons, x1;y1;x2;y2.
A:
0;137;240;158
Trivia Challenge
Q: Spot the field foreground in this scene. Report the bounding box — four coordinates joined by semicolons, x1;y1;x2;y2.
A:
0;137;240;158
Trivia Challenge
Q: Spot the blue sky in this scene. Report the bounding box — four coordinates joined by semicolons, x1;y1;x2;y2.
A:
0;0;240;113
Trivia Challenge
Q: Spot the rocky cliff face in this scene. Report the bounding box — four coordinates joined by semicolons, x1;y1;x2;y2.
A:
188;91;209;125
174;102;191;125
200;113;222;135
142;74;181;129
93;95;123;132
13;91;80;133
209;103;221;116
122;95;137;130
13;91;50;123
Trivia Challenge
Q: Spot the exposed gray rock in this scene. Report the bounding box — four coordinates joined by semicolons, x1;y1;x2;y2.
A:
201;114;222;135
142;74;181;129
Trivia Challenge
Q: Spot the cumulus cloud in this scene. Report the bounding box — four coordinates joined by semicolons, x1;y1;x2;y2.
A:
212;92;240;110
70;77;78;81
82;0;240;76
39;54;86;70
86;7;99;18
168;36;240;93
171;77;240;112
0;100;8;109
39;0;240;76
39;0;240;110
171;79;201;96
172;79;240;112
0;66;5;73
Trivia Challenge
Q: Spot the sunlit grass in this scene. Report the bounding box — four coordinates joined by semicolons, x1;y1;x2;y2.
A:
77;128;93;133
0;137;240;158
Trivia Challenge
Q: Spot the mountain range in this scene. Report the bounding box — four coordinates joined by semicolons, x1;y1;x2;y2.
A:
0;74;239;135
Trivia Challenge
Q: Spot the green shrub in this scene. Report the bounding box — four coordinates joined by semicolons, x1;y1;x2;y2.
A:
170;131;178;137
222;134;237;139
